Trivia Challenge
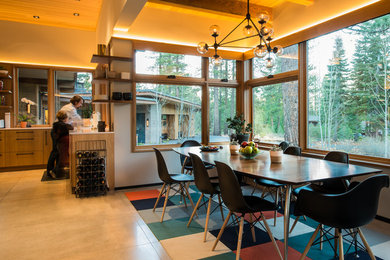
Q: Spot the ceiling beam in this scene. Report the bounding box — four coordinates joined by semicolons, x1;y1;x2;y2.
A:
148;0;272;17
286;0;314;6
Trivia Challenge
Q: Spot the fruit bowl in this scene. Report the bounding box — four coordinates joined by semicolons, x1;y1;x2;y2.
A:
239;150;261;159
238;141;261;159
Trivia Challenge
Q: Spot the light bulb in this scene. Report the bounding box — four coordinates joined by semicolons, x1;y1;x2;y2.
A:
258;11;270;24
273;45;283;56
243;24;255;36
264;54;276;68
211;55;223;66
197;42;209;54
209;25;220;37
254;45;267;58
261;24;274;37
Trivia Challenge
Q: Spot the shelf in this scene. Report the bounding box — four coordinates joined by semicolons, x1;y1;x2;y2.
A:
0;90;12;94
92;99;131;104
0;75;12;80
0;105;12;109
91;55;132;64
92;77;132;83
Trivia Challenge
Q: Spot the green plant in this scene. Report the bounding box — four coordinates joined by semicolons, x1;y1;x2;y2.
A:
18;112;36;124
270;144;282;151
226;114;253;135
230;140;239;145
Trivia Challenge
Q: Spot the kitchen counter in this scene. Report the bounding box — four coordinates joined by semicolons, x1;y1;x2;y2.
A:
0;127;51;130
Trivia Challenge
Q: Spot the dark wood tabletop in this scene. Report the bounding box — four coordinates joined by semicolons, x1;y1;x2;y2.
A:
173;145;382;185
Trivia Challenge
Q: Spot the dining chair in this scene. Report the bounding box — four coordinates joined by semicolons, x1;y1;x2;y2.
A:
153;148;195;222
253;144;302;226
279;141;290;152
295;174;389;260
213;161;282;260
180;140;214;174
187;153;224;242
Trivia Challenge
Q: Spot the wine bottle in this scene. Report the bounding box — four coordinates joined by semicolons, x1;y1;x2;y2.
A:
91;151;98;158
76;151;83;158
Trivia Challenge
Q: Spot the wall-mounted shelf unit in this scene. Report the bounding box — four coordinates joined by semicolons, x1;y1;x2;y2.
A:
0;90;12;94
90;55;132;64
0;106;12;109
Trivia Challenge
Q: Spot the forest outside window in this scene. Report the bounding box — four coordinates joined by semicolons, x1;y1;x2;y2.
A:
209;87;236;143
253;44;298;78
252;81;298;145
135;50;201;78
307;13;390;159
208;59;236;80
135;83;202;146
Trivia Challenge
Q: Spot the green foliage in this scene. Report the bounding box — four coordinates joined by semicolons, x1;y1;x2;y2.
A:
77;73;92;92
18;112;36;124
226;114;252;135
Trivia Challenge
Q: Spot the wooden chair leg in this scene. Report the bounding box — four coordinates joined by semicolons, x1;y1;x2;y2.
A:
212;211;232;251
320;224;323;250
153;183;166;212
261;213;282;260
357;228;376;260
261;187;268;199
179;183;188;208
217;193;224;221
289;216;300;234
160;184;171;222
204;195;212;242
236;216;245;260
249;213;256;243
300;224;321;260
187;193;204;227
334;228;338;257
183;182;195;210
337;229;344;260
274;187;279;226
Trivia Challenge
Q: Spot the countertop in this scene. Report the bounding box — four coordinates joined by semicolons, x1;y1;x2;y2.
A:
0;127;52;130
69;131;114;135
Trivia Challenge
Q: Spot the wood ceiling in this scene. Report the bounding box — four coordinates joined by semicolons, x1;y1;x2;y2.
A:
0;0;103;31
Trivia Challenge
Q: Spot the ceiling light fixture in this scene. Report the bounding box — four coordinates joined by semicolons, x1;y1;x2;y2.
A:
197;0;283;69
73;13;80;16
33;15;40;19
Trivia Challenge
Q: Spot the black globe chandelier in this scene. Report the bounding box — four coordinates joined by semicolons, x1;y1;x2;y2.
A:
197;0;283;70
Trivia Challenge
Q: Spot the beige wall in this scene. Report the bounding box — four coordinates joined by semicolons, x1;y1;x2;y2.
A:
273;0;380;40
0;20;95;68
96;0;127;45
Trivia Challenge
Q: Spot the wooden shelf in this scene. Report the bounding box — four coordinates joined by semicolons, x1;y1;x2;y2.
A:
92;99;131;104
0;90;12;94
0;75;12;80
0;105;12;109
91;55;132;64
92;77;132;83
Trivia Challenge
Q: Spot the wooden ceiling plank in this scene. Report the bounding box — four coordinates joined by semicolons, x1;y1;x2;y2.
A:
286;0;314;6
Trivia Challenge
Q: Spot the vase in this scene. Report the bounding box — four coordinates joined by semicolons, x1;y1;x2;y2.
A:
20;121;27;128
270;150;282;163
230;144;240;154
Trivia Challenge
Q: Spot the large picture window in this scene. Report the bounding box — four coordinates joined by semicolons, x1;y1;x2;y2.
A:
208;59;236;80
209;87;236;142
253;81;298;145
135;83;202;145
307;14;390;158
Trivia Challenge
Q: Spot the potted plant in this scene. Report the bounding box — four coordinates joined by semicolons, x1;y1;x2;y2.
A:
226;114;253;144
269;145;283;163
229;139;240;154
81;104;93;127
18;112;35;128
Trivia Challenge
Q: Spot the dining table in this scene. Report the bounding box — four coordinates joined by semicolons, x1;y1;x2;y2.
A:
172;145;383;260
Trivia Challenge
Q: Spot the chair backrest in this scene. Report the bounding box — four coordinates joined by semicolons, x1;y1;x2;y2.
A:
322;151;350;191
279;141;290;151
296;174;389;229
153;148;174;183
284;146;301;156
324;151;349;164
189;153;217;195
180;140;201;166
215;161;250;213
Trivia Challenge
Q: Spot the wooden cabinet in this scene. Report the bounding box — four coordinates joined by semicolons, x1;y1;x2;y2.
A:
43;129;52;161
0;131;4;167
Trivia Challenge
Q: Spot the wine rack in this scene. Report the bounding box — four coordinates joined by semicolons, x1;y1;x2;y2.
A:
75;140;107;198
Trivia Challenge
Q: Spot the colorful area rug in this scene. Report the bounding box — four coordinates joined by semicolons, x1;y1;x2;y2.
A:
125;185;384;260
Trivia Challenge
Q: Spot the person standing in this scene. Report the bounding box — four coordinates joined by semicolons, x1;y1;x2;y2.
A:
59;95;83;126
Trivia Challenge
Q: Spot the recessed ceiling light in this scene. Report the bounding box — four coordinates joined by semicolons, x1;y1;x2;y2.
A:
33;15;40;19
73;13;80;16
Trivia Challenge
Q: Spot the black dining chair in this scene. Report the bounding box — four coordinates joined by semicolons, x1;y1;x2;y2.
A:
252;144;302;226
180;140;214;174
153;148;196;222
295;174;389;260
187;153;224;242
279;141;290;152
212;161;282;260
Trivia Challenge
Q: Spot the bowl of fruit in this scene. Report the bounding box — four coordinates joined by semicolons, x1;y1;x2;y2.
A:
200;145;219;152
239;141;261;159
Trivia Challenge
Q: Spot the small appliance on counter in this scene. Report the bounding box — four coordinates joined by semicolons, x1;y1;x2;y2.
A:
98;121;106;132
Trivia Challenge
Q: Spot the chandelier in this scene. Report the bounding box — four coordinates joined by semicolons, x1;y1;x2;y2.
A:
197;0;283;70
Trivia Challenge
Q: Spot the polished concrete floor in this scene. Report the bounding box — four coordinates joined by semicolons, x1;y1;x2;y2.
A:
0;169;171;260
1;169;389;260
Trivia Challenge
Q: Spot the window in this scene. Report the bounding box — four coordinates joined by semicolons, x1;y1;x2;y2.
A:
208;59;236;80
253;44;298;78
135;50;201;77
253;81;298;144
307;14;390;158
18;68;48;125
135;83;202;145
55;71;93;119
209;87;236;142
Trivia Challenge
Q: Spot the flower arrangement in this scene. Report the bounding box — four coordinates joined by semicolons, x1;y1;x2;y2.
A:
226;114;252;135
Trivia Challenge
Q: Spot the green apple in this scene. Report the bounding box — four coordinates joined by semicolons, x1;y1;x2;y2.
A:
253;147;259;153
249;141;255;147
244;146;253;154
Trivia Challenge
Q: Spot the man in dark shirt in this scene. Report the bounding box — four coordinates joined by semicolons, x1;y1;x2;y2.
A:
46;110;73;179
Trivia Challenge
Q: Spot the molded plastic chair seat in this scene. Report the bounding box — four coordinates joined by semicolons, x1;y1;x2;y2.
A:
296;174;389;260
180;140;215;174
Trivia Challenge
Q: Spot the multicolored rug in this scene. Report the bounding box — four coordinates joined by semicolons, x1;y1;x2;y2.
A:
125;185;384;260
